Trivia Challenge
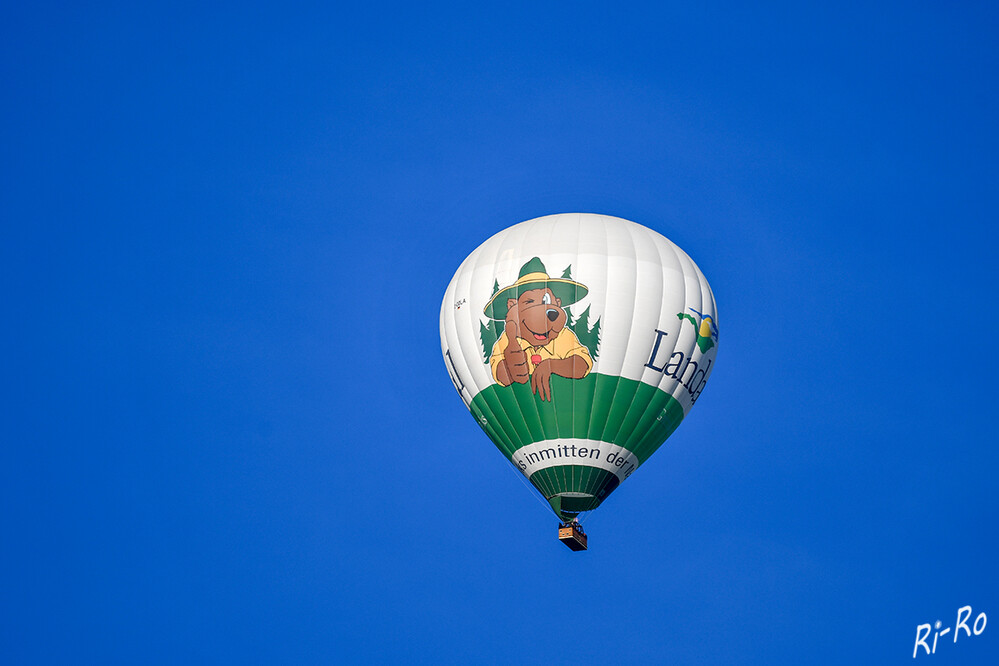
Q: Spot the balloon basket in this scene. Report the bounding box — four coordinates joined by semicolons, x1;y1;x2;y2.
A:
558;522;588;551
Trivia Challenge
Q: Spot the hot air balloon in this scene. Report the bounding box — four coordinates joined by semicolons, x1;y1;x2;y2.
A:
440;214;718;550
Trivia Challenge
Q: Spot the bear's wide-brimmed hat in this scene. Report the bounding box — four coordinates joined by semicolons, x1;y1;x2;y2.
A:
483;257;588;320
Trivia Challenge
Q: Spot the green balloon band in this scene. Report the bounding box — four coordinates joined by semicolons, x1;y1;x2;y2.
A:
469;372;685;519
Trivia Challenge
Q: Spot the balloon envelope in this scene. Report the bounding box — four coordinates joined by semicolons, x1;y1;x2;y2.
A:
440;214;718;521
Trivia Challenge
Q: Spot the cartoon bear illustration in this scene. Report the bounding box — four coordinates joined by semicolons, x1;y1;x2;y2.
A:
484;257;593;401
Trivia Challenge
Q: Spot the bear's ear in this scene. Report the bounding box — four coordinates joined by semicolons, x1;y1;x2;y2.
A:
507;298;518;309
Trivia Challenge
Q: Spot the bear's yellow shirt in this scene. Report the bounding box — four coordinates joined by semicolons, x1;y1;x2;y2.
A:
489;327;593;383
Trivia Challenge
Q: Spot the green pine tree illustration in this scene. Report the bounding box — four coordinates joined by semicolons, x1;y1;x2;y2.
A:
479;279;503;362
573;304;590;336
588;318;601;358
560;265;574;323
569;304;601;360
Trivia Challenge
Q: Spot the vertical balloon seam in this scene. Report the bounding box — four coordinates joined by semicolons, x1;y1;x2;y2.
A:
592;223;644;491
685;248;712;397
616;220;675;488
610;223;680;481
674;243;704;386
620;232;668;463
683;255;717;446
598;220;657;448
643;243;705;462
585;217;640;511
442;258;524;506
705;267;719;412
676;249;711;430
618;222;678;460
455;244;500;408
517;216;565;507
567;213;587;509
629;235;681;462
576;213;591;506
497;222;560;504
503;220;550;450
696;258;718;372
580;217;619;475
443;266;480;415
546;214;572;504
587;217;634;445
579;216;609;514
644;242;704;462
570;214;595;512
464;234;527;480
582;214;611;516
580;217;607;488
551;215;575;508
659;254;713;463
619;223;684;467
594;216;641;503
450;246;520;463
536;215;565;504
490;223;545;463
551;215;580;513
440;263;468;404
466;364;518;459
556;213;581;510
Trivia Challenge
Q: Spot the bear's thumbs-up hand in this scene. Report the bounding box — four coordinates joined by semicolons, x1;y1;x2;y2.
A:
504;300;521;344
502;299;529;384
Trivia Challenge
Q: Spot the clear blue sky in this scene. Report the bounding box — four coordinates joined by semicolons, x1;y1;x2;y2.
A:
3;2;997;663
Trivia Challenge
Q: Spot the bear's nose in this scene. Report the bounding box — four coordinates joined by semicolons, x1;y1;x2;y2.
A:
546;309;558;322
